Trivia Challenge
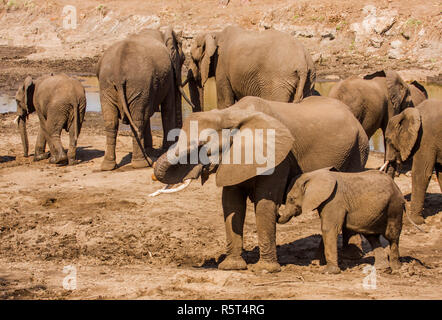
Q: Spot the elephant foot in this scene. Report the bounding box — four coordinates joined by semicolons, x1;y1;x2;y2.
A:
248;260;281;273
323;264;341;274
409;213;425;225
132;158;152;169
218;255;247;271
34;152;50;162
49;154;67;165
374;259;390;271
101;159;117;171
68;158;80;166
390;259;401;271
341;244;364;260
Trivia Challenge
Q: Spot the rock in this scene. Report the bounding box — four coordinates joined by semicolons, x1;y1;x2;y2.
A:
369;35;384;48
390;39;402;49
320;28;336;40
388;48;404;59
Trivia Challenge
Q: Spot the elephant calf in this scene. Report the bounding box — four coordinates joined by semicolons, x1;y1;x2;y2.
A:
15;74;86;165
277;168;404;274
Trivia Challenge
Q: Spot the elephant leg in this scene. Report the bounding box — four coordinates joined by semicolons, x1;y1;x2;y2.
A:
216;74;235;109
45;115;67;165
341;227;363;260
365;235;389;271
410;152;435;224
218;186;247;271
248;199;281;273
160;92;177;150
131;118;150;168
321;208;345;274
33;126;49;161
436;163;442;192
101;97;119;171
67;123;78;165
143;118;153;152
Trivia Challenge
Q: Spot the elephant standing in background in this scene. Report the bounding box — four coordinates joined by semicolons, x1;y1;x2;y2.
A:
97;27;185;171
329;70;413;140
15;73;86;165
385;99;442;225
187;26;316;111
153;96;368;273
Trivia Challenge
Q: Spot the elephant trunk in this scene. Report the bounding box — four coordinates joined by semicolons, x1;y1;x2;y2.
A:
276;204;300;224
17;116;29;157
187;69;203;112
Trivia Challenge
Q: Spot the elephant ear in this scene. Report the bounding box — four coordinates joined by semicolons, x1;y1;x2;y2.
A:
386;71;409;113
19;76;35;114
301;171;337;215
363;70;386;80
410;81;428;99
386;108;421;162
163;26;182;85
215;109;295;187
201;33;217;86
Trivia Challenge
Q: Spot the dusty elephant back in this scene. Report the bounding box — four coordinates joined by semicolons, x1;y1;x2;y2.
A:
33;74;86;115
221;28;315;101
234;96;369;173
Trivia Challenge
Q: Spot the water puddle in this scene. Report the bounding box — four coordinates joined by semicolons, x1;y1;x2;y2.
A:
1;76;441;153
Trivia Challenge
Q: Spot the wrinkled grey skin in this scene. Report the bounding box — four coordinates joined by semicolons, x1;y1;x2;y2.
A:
15;73;86;165
154;96;368;273
187;26;316;111
97;27;185;170
385;99;442;225
277;168;404;274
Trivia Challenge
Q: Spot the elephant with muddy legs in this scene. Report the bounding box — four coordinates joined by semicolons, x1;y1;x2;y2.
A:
15;73;86;165
277;168;404;274
385;99;442;225
187;26;316;111
153;96;369;273
97;27;187;171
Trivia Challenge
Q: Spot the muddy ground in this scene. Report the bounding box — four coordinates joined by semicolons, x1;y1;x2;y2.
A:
0;0;441;300
0;111;441;300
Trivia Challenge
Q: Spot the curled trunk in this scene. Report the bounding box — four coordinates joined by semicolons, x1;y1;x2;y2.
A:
18;116;29;157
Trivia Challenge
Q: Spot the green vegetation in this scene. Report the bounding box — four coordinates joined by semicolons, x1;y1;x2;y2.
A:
405;18;422;27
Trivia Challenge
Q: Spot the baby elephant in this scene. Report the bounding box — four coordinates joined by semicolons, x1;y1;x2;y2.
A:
15;74;86;165
277;168;404;274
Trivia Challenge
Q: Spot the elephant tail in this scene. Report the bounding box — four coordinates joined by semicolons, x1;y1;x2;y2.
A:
403;205;427;233
114;81;152;167
293;71;307;103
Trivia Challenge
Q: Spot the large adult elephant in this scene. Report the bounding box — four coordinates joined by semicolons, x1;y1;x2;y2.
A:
15;73;86;165
385;99;442;225
187;26;316;111
328;70;413;140
153;96;369;273
97;27;186;171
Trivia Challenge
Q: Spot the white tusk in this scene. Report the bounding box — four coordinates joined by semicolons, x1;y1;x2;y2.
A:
13;116;20;125
148;179;192;197
379;161;389;172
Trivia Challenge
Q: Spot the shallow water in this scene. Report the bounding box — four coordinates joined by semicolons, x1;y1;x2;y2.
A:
1;77;441;153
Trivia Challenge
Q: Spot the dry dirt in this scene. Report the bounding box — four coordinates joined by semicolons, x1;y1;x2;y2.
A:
0;111;441;300
0;0;441;300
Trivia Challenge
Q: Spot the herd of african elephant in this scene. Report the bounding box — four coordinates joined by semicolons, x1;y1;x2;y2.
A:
14;25;441;274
